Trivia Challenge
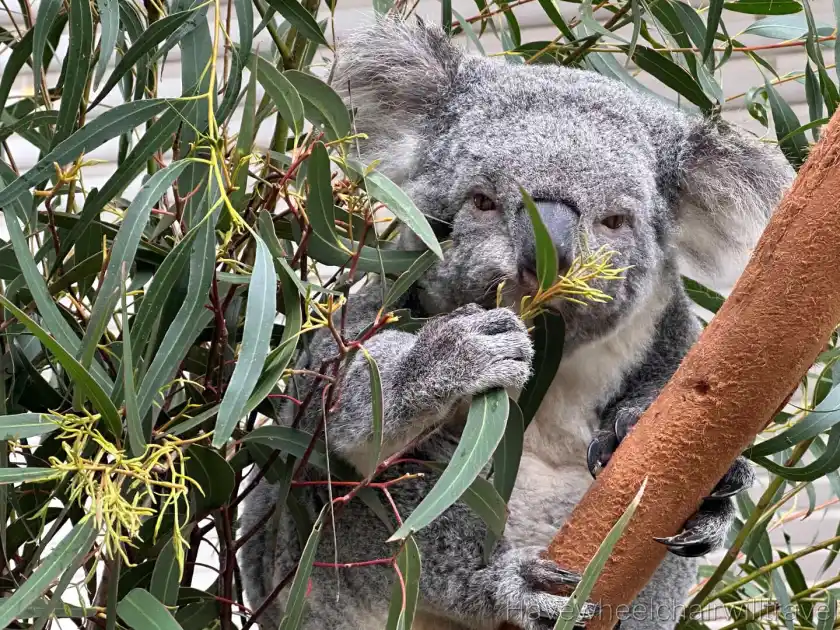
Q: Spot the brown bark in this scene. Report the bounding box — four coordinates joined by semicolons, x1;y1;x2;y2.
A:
500;108;840;630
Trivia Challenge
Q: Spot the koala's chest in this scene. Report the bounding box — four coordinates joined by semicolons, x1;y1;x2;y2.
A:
503;352;619;546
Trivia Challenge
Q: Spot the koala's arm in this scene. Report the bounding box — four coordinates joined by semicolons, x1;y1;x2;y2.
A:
590;296;754;556
288;283;533;474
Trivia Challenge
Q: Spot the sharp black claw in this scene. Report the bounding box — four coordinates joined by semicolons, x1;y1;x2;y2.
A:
586;441;605;478
705;484;742;500
653;533;713;557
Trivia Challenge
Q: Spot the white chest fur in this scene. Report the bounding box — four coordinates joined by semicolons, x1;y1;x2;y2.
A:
505;296;667;547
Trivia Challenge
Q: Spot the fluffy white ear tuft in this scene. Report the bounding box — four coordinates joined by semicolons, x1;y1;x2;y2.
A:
675;120;795;289
330;17;462;183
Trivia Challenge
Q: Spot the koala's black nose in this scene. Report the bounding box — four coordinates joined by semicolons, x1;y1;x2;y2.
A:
520;200;577;278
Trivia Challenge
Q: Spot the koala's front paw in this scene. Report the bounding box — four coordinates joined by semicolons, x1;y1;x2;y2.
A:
414;304;534;400
490;547;599;630
587;414;755;557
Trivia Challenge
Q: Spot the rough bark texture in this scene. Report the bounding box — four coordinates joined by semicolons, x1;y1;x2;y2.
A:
500;108;840;630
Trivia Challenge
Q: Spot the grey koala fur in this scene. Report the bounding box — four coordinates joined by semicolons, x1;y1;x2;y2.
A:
239;17;794;630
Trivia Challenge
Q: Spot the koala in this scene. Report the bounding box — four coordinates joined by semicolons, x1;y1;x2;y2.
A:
239;17;793;630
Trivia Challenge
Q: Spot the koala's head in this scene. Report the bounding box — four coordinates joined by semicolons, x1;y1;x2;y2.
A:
331;18;794;346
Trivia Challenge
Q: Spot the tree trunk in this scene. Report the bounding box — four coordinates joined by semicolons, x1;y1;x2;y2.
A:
500;108;840;630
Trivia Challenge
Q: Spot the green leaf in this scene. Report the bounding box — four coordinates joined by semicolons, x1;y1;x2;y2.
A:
53;0;93;147
89;9;200;109
389;388;510;542
151;537;181;607
385;536;422;630
0;99;169;209
817;591;836;630
629;46;714;111
520;186;557;292
702;0;724;64
744;15;833;40
345;160;444;259
264;0;327;45
249;53;305;140
765;79;809;168
383;243;452;309
518;313;564;428
363;352;384;475
1;193;113;394
0;295;122;437
752;424;840;481
747;384;840;457
492;400;523;503
213;236;276;448
93;0;120;86
424;462;509;539
216;0;254;122
117;588;185;630
0;468;62;484
0;519;98;629
0;413;59;440
80;161;192;379
52;103;193;271
185;445;235;512
122;266;144;458
137;191;220;419
723;0;802;14
553;480;647;630
244;251;302;414
32;0;63;98
278;507;327;630
683;277;725;314
284;70;352;141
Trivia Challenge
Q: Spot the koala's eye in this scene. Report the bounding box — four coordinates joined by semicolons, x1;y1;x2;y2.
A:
601;215;627;230
472;193;498;212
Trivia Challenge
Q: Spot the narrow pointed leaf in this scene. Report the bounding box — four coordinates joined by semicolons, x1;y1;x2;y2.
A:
80;161;192;373
0;295;122;436
94;0;120;86
284;70;351;141
553;480;647;630
89;9;199;109
383;242;452;309
278;507;327;630
213;236;276;448
346;159;443;259
53;0;93;146
151;537;181;607
250;53;305;137
0;99;169;209
122;267;144;458
385;536;422;630
520;186;557;292
0;519;98;629
264;0;327;45
0;414;59;440
118;588;185;630
32;0;63;97
389;388;510;541
245;249;302;413
0;468;62;484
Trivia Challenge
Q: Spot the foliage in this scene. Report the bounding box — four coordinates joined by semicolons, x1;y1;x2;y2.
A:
0;0;838;628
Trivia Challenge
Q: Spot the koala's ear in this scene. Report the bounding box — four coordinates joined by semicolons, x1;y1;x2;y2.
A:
330;17;462;181
673;120;795;288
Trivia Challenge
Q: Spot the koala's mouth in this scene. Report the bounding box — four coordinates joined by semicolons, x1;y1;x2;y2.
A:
512;270;565;317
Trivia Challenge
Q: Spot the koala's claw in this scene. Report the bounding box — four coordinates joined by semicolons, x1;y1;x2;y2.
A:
491;547;599;630
586;431;617;478
705;457;755;499
653;531;715;558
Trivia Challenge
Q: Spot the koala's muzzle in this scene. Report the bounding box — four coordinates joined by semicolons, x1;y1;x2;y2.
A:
519;200;577;280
